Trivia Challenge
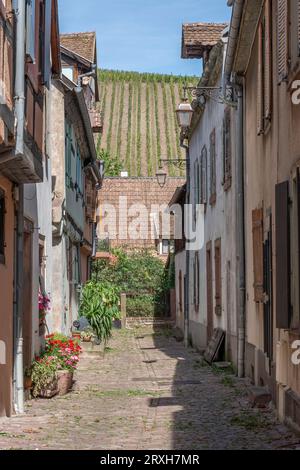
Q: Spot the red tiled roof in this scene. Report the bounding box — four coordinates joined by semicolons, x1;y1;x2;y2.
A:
98;177;186;250
60;32;96;63
182;23;228;59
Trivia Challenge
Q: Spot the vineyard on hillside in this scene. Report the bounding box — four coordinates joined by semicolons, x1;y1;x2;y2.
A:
97;70;199;177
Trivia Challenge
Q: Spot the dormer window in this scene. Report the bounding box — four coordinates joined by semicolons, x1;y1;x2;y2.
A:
62;66;74;82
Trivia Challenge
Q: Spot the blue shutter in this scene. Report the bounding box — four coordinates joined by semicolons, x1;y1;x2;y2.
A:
26;0;36;63
43;0;52;88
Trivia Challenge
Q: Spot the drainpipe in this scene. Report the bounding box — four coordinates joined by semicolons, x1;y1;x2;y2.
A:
13;0;26;414
236;82;246;378
224;0;246;378
15;185;24;414
223;0;245;94
181;138;190;348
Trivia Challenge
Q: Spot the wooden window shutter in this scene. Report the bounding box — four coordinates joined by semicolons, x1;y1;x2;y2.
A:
195;253;200;308
275;181;291;329
214;239;222;315
201;146;207;204
179;271;183;313
257;22;264;135
277;0;289;83
297;169;300;332
298;0;300;56
197;159;200;205
252;208;264;302
210;129;216;199
193;258;196;305
43;0;52;89
223;108;232;189
264;0;272;122
0;189;5;260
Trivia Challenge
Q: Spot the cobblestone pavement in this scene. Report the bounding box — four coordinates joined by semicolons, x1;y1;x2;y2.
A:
0;326;299;450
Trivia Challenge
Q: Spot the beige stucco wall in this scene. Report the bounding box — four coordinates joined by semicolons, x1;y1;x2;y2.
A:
0;176;14;417
244;2;300;402
50;81;67;333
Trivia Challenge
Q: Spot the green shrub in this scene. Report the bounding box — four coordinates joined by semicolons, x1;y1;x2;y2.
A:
80;281;120;343
126;295;165;317
92;249;170;318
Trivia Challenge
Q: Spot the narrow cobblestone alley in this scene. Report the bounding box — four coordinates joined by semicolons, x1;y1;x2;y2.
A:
0;327;299;451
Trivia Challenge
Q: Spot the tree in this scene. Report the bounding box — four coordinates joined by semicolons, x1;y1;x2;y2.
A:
97;149;123;177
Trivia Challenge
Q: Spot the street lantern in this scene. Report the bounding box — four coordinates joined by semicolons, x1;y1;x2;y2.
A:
176;99;193;129
156;168;167;188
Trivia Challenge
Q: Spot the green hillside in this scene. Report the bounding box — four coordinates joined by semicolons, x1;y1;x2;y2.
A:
97;70;198;177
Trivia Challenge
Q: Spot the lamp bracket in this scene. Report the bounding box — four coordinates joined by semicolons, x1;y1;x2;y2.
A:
184;85;237;107
159;159;187;170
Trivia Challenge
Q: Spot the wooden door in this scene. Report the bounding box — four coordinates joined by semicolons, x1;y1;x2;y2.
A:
23;220;33;370
206;242;214;341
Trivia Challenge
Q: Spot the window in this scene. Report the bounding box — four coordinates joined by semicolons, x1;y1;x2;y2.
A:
200;146;207;205
257;0;272;135
214;239;222;316
43;0;52;88
26;0;36;63
290;168;300;331
193;159;200;222
263;215;273;362
210;129;216;205
223;108;232;190
179;270;183;313
65;121;73;187
252;208;264;302
193;253;200;310
63;67;74;82
38;0;45;79
0;189;5;264
275;180;291;329
76;147;83;195
161;239;170;256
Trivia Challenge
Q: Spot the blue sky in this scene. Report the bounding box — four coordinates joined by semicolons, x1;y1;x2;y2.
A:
58;0;231;76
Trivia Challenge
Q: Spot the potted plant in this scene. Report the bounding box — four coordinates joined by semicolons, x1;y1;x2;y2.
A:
80;281;120;348
31;356;59;399
80;330;93;343
45;334;81;396
39;291;51;336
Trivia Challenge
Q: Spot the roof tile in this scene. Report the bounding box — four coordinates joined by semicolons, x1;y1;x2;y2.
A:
182;23;228;59
60;32;96;63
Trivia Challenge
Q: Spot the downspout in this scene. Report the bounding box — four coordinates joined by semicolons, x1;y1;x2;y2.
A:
223;0;245;94
236;83;246;378
14;0;26;414
181;137;190;348
224;0;246;378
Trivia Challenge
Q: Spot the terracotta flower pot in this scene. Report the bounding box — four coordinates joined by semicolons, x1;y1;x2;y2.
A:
24;376;33;390
38;380;59;399
57;370;74;396
72;333;81;340
82;336;92;343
